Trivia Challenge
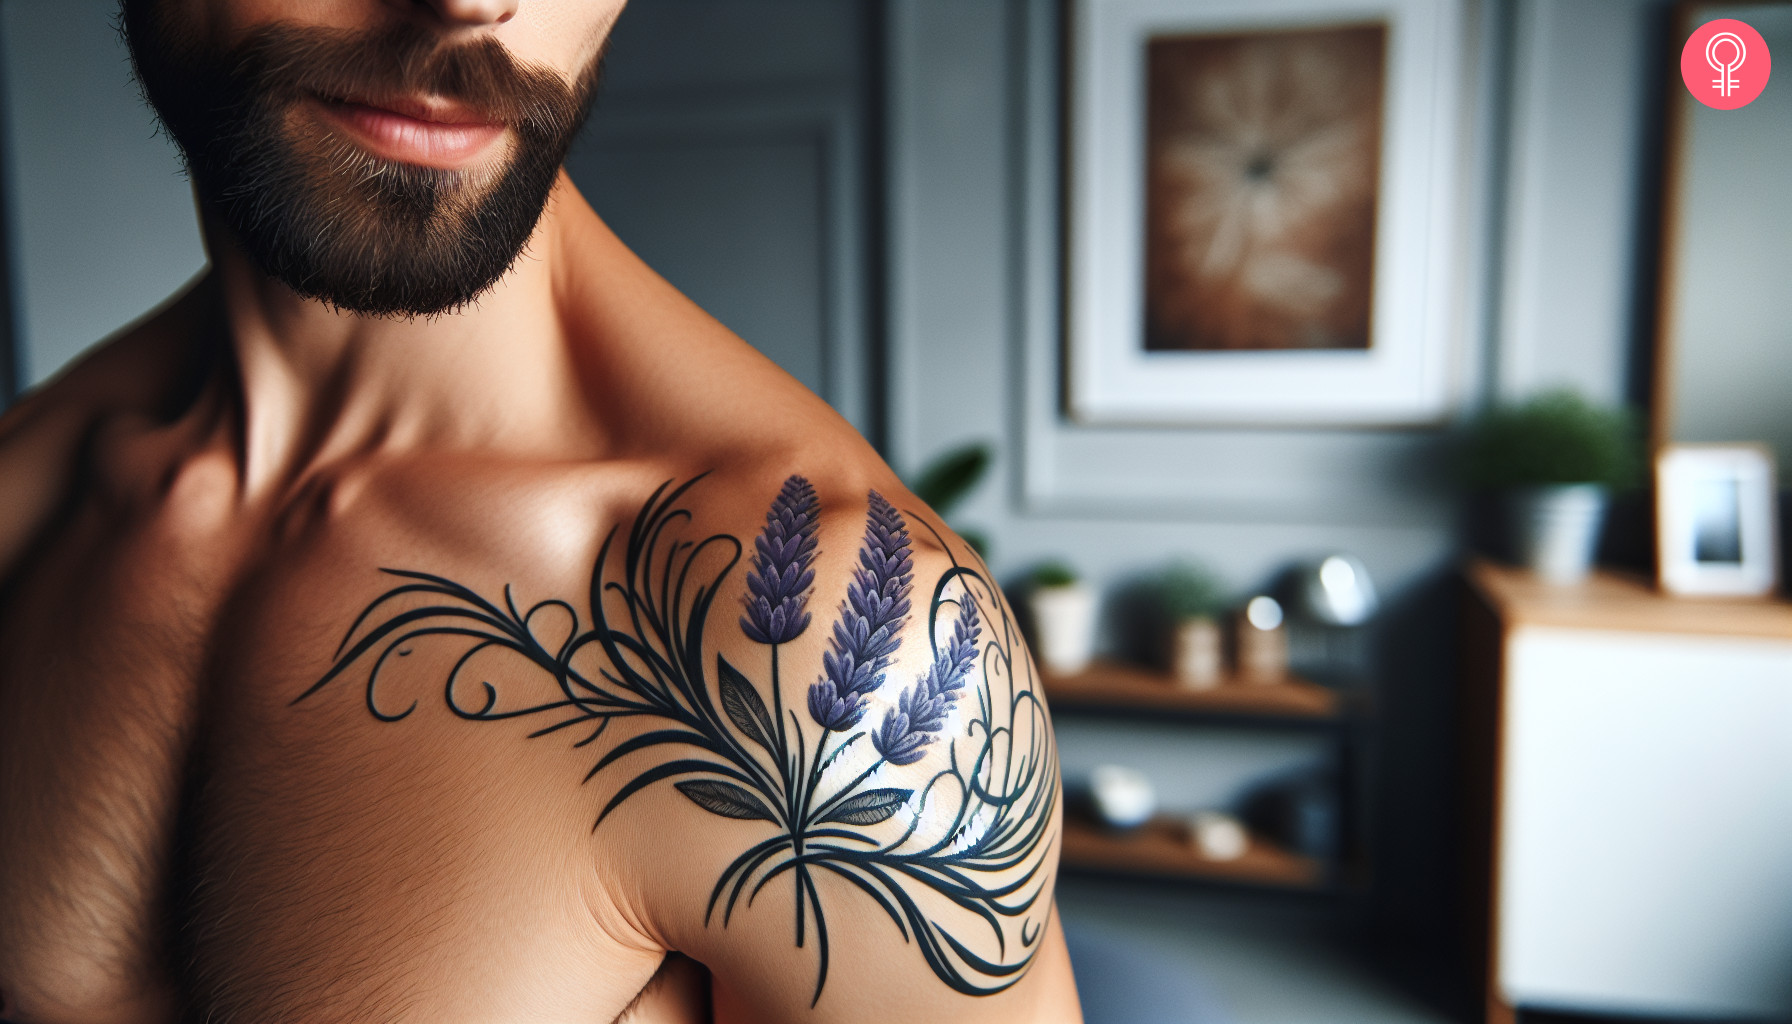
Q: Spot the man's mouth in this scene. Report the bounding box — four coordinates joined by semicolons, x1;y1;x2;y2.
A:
309;92;507;170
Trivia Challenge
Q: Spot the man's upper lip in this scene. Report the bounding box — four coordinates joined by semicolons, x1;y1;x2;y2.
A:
326;93;501;126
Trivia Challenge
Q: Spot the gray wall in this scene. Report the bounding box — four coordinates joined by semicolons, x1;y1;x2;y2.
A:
1;0;206;389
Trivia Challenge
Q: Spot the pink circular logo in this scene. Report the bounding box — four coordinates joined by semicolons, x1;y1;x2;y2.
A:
1682;19;1771;109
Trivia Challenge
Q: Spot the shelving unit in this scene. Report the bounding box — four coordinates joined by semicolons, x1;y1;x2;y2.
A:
1042;660;1363;891
1061;817;1323;889
1043;660;1341;720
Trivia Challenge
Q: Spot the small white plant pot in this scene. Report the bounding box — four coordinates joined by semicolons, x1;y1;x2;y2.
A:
1031;583;1096;676
1508;484;1610;584
1171;616;1223;689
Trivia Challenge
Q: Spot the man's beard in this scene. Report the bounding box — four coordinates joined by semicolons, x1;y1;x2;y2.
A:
122;6;599;317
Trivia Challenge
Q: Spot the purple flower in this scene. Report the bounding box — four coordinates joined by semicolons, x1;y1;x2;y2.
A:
808;491;913;731
873;598;981;766
741;475;820;644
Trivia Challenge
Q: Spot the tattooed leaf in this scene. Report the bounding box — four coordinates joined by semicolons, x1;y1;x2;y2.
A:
820;787;912;826
717;654;776;751
676;779;777;821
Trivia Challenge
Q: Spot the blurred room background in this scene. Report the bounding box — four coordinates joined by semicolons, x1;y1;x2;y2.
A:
3;1;1787;1021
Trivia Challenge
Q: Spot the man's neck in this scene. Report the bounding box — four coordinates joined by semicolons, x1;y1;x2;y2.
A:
201;173;604;496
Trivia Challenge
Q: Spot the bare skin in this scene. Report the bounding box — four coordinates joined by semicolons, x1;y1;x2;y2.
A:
0;2;1077;1023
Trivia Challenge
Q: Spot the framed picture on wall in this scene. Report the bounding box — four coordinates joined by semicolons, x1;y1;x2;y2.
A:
1065;0;1463;425
1657;444;1779;597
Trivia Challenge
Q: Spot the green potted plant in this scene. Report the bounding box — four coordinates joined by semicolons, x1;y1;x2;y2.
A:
1027;561;1095;676
908;442;992;556
1462;389;1642;583
1157;563;1228;689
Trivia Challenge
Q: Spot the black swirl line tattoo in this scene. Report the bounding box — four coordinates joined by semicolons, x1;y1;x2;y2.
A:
296;476;1060;1005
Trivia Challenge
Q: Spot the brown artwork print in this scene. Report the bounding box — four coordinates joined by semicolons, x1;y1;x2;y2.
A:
1144;23;1386;352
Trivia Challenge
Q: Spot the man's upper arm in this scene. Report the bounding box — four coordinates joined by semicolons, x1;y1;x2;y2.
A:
595;475;1074;1020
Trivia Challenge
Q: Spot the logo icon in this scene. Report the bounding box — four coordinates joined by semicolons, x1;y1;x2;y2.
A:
1682;19;1771;109
1708;31;1746;96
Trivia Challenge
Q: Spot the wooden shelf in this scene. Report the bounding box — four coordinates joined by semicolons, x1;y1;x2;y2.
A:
1060;816;1325;889
1042;660;1340;719
1466;559;1792;640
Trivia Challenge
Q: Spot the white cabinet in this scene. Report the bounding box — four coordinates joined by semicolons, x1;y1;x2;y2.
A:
1465;563;1792;1023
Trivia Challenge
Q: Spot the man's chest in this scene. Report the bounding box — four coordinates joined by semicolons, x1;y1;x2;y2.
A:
0;496;235;1020
0;495;664;1024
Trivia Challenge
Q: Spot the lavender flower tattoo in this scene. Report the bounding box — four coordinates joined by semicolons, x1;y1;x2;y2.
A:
741;475;819;645
874;598;981;766
807;491;912;731
302;476;1058;1007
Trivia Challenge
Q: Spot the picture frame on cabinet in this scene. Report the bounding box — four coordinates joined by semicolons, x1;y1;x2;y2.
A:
1656;444;1779;597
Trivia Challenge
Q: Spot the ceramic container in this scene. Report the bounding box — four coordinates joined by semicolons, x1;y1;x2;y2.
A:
1236;595;1288;683
1508;484;1609;584
1170;616;1223;689
1031;582;1096;675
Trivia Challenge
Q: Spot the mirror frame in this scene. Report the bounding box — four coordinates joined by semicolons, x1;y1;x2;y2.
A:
1649;0;1782;455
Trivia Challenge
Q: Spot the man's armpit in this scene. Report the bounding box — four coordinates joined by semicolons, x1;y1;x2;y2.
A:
614;953;710;1024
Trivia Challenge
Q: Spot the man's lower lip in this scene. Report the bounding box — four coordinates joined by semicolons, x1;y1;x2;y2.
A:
312;99;506;169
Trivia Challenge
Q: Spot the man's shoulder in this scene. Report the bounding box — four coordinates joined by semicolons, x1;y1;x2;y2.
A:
561;214;872;487
1;274;207;426
0;285;204;576
343;426;897;595
592;469;1063;1016
313;458;1066;1017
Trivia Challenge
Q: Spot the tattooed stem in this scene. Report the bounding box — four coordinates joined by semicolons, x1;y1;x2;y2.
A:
805;867;830;1007
799;728;836;840
773;643;795;815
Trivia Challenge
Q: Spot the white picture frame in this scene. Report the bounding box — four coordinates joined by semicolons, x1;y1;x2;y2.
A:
1656;444;1779;597
1066;0;1462;425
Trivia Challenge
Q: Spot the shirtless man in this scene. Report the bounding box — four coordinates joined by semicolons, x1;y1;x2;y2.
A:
0;1;1077;1021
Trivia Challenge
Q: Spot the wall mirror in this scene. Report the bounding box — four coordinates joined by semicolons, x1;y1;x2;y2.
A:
1654;2;1792;481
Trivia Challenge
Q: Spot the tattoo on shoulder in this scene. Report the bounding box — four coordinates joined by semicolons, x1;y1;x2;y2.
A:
297;475;1061;1006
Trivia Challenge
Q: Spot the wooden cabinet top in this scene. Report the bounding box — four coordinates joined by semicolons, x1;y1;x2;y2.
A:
1466;559;1792;640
